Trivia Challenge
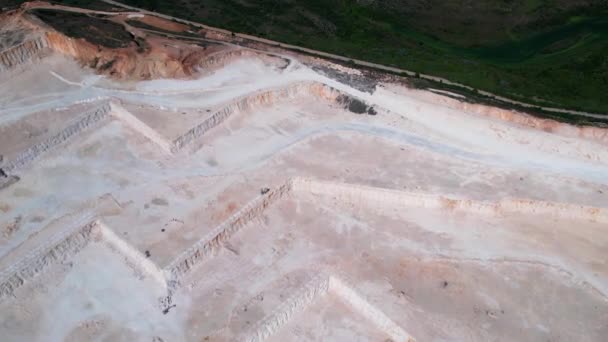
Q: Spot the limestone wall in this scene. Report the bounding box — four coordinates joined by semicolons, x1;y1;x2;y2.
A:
243;271;414;342
110;103;172;153
0;218;98;300
2;102;111;174
171;81;365;152
97;222;166;287
197;48;289;72
165;180;293;282
329;276;414;342
0;36;48;72
244;273;330;342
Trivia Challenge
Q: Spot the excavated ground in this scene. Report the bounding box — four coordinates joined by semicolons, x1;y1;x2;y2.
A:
1;3;608;342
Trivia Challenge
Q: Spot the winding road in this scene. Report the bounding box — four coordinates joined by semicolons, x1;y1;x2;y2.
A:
95;0;607;120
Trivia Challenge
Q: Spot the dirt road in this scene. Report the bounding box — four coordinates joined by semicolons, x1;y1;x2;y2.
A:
97;0;607;119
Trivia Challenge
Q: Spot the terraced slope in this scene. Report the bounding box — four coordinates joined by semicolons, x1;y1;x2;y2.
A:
1;4;608;342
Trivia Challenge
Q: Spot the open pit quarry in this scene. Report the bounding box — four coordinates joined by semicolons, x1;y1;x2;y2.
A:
1;2;608;342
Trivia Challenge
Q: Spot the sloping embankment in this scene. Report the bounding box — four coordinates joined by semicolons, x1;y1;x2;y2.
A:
109;103;173;153
0;219;165;301
0;192;166;301
328;275;414;342
171;81;377;152
243;273;331;342
416;89;608;146
159;181;293;310
243;271;414;342
0;219;98;300
0;36;48;73
164;181;292;283
196;48;289;72
291;178;608;223
1;102;111;175
96;222;166;287
101;82;371;155
159;176;607;309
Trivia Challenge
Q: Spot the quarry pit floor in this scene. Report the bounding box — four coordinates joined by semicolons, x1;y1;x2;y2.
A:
1;32;608;341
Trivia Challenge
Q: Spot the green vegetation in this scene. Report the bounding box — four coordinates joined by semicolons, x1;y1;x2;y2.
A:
49;0;124;11
1;0;124;11
119;0;608;114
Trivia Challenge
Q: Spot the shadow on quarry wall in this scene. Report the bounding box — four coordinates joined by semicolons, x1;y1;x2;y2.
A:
337;94;377;115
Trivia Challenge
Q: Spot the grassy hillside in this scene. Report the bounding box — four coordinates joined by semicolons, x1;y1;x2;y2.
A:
121;0;608;114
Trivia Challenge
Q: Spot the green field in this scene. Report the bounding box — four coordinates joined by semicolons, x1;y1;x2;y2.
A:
120;0;608;114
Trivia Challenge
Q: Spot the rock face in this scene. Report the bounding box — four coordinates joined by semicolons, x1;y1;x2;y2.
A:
2;3;608;342
458;100;608;144
161;180;293;310
171;81;353;152
415;89;608;145
195;48;289;72
0;7;223;80
1;102;111;175
44;31;192;80
0;17;224;81
291;178;608;223
0;36;48;72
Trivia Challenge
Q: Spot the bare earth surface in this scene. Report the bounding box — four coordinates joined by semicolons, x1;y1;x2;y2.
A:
1;4;608;342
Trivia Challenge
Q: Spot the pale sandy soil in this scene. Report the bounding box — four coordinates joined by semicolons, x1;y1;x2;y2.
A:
1;29;607;342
